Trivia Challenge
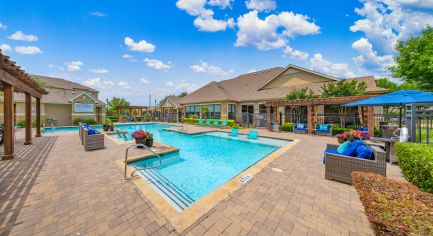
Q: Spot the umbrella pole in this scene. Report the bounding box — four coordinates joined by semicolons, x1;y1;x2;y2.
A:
399;106;402;128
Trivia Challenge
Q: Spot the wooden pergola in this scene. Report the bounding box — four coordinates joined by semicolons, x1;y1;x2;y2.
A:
265;95;377;136
116;105;150;122
0;51;48;160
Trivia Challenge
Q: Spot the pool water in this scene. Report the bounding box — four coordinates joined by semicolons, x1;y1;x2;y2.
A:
124;123;290;211
43;125;102;133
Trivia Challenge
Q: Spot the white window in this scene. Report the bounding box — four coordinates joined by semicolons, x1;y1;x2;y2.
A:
75;103;94;113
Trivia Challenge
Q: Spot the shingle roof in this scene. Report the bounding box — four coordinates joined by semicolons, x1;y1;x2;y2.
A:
180;66;387;104
167;96;182;107
31;75;98;93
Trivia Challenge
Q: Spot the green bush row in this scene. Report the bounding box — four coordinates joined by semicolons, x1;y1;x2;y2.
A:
16;120;45;128
73;118;98;125
395;142;433;193
281;123;294;132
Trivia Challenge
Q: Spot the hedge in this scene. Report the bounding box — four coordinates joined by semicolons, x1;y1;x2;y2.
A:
352;172;433;235
395;142;433;193
281;123;294;132
73;118;98;125
16;120;45;128
106;116;118;122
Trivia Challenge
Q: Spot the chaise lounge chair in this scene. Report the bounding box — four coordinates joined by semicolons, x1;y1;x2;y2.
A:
293;123;307;134
229;128;238;137
218;120;228;127
203;119;211;126
248;130;258;139
211;119;220;126
197;119;204;125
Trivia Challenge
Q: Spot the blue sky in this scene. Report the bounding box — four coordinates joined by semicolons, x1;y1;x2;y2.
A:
0;0;432;105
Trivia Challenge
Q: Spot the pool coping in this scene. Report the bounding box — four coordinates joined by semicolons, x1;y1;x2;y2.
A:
116;132;299;233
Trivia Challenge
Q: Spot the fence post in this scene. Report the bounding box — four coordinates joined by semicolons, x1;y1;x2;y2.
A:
307;105;313;134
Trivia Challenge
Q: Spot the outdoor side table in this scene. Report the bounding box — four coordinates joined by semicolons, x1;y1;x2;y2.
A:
369;137;397;163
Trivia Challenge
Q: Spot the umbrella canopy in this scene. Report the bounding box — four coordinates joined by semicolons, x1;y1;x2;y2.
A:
344;90;433;107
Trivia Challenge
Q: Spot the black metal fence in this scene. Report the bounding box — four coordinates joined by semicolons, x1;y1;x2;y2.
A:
414;110;433;144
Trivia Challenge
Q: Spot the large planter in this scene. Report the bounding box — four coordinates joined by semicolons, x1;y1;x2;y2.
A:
135;138;146;145
145;138;153;147
337;137;346;144
103;125;109;132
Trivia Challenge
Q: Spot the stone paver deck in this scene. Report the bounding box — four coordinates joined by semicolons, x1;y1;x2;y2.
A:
0;124;403;235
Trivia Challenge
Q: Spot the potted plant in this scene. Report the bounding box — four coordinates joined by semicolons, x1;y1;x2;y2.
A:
103;118;114;132
145;133;153;147
336;133;347;144
132;130;148;145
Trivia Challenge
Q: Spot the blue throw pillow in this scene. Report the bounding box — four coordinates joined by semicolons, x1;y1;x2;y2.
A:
295;123;305;129
337;141;351;154
342;140;363;156
356;145;374;159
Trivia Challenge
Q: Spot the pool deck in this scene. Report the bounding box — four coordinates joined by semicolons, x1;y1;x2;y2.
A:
1;123;404;235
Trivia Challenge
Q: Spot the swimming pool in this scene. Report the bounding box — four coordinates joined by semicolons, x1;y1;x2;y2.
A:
123;123;290;211
42;125;103;133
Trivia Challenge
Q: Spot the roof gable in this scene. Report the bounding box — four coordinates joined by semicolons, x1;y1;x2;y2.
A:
257;64;339;91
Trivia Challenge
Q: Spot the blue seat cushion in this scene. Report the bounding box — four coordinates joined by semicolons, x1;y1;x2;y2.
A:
323;148;340;164
317;124;330;132
356;145;374;159
295;123;306;130
342;139;363;156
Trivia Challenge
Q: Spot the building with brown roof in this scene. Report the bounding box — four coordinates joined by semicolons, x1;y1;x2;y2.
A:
159;95;183;122
180;64;386;127
0;75;106;126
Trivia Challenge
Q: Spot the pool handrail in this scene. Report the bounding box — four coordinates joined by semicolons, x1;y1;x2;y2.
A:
124;144;162;179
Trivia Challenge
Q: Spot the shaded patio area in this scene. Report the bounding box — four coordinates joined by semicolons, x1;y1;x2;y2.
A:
0;126;404;235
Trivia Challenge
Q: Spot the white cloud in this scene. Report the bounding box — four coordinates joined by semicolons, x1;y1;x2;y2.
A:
283;46;309;61
166;81;174;87
352;37;394;73
208;0;233;9
175;82;199;92
190;61;233;76
0;23;6;30
144;58;173;70
124;36;155;53
0;44;12;51
122;54;138;62
194;17;235;32
90;68;109;74
247;69;257;73
310;53;355;78
8;31;38;42
245;0;277;12
84;77;115;90
350;0;433;55
90;11;107;17
176;0;235;32
393;0;433;8
15;46;42;55
66;61;83;72
118;81;132;89
140;78;150;84
235;10;320;50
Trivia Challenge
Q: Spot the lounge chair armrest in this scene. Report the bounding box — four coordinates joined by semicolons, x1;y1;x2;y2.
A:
326;144;339;150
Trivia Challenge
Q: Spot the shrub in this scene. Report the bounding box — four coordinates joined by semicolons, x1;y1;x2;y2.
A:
281;123;294;132
332;127;350;135
73;118;98;125
16;120;26;128
395;142;433;193
352;172;433;235
106;116;118;122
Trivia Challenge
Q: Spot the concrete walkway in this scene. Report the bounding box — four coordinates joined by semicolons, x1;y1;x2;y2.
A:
0;125;403;235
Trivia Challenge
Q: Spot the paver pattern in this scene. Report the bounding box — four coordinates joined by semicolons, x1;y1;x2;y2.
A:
0;125;403;235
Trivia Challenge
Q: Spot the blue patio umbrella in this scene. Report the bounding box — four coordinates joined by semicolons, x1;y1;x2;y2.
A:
344;90;433;127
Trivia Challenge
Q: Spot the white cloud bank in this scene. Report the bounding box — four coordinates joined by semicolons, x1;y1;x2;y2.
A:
0;44;12;51
245;0;277;12
190;61;233;76
310;54;355;78
15;46;42;55
124;36;155;53
8;31;38;42
66;61;83;72
144;58;173;70
90;68;109;74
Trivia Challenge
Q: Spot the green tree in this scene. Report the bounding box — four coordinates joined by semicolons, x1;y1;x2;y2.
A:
390;27;433;90
285;88;313;100
107;97;130;116
200;105;209;118
321;80;367;127
375;78;398;91
178;92;188;97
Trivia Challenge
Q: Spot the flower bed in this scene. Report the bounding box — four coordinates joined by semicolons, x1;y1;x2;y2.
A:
352;172;433;235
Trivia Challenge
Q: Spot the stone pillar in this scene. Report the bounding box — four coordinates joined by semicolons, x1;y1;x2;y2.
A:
367;106;374;137
279;106;285;124
3;83;14;160
36;97;41;137
307;105;313;134
220;101;228;119
24;93;32;145
266;105;271;131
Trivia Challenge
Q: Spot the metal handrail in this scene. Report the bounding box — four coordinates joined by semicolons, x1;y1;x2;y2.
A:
124;144;162;179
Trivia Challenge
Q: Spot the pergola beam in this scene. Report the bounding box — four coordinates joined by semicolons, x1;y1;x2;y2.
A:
0;68;43;98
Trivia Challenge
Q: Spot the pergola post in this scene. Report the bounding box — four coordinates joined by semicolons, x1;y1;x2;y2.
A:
307;105;313;134
366;106;374;137
35;97;41;137
3;83;14;160
266;105;271;130
24;93;32;145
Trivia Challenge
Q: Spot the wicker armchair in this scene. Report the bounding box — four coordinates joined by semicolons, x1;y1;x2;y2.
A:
324;143;386;185
83;131;105;151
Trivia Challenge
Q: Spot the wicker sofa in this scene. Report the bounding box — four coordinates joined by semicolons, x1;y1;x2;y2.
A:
324;143;386;184
80;123;105;151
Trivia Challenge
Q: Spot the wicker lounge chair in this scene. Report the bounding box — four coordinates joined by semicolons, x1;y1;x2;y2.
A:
83;130;105;151
314;124;333;136
293;123;307;134
324;143;386;184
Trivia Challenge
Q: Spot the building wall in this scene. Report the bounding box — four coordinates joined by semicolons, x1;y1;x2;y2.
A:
261;69;334;90
45;104;72;126
71;93;97;123
0;101;47;124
